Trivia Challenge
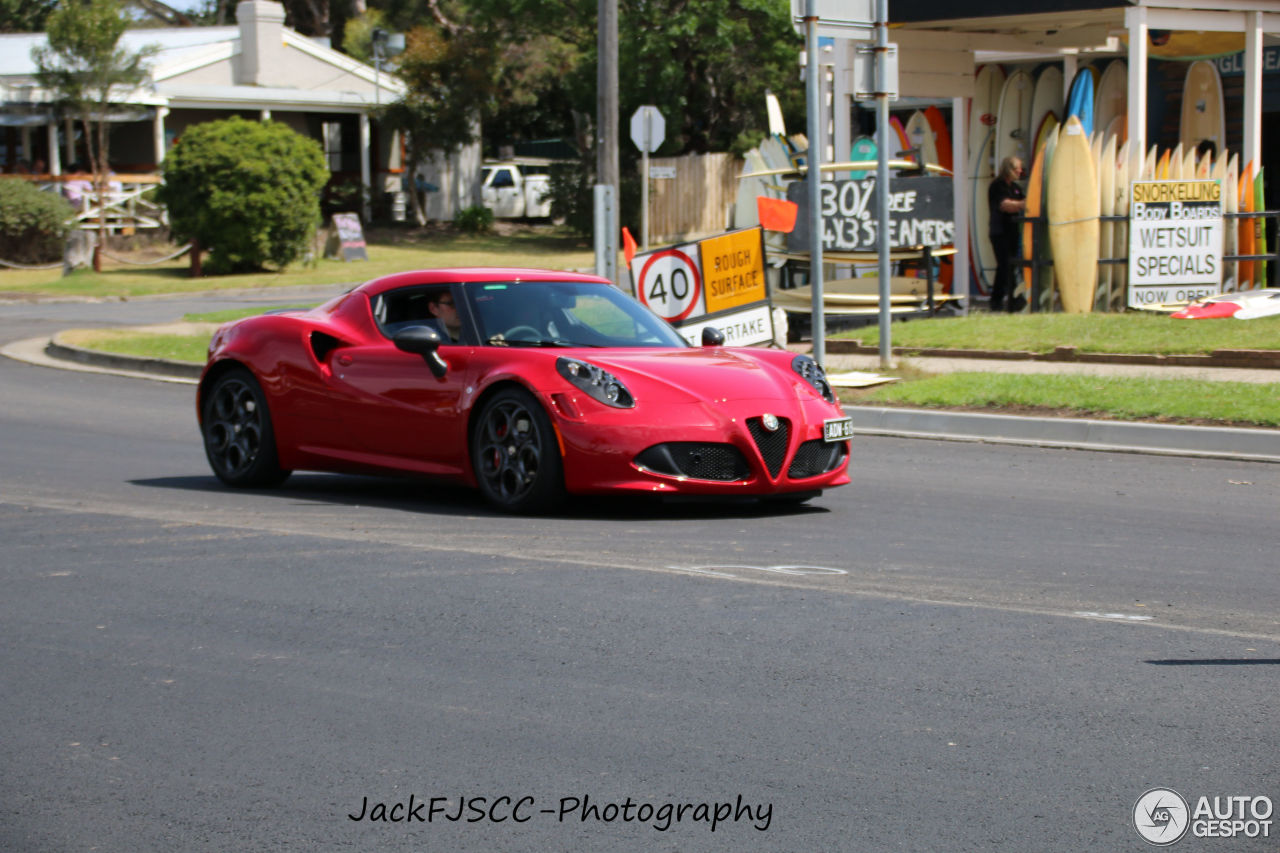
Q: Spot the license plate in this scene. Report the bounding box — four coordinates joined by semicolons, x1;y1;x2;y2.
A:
823;417;854;442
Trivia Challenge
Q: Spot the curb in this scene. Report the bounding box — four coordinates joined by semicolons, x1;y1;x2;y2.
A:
848;406;1280;463
826;340;1280;370
45;337;203;379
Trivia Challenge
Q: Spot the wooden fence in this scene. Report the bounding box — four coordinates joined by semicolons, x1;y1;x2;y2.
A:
645;152;742;245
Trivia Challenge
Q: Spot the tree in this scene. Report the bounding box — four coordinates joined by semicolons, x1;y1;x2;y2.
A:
0;0;57;32
377;23;494;224
33;0;154;271
157;117;329;275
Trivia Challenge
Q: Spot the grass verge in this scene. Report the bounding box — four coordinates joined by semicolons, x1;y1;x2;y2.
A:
841;372;1280;427
0;227;596;300
834;312;1280;355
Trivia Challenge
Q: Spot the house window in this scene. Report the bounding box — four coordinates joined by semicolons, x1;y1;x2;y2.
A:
322;121;343;171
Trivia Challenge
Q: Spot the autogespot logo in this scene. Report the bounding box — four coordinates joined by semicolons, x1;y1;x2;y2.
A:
1134;788;1190;846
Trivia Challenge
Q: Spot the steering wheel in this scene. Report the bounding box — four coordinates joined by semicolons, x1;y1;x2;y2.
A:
503;325;542;341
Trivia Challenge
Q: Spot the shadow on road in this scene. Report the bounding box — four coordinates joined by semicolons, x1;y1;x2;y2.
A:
1144;659;1280;666
129;473;831;522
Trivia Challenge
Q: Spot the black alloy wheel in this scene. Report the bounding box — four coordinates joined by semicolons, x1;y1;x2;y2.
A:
201;368;290;488
471;386;565;513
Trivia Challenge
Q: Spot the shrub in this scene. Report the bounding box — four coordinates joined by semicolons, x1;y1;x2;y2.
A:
0;179;75;264
455;204;494;234
158;117;329;274
545;152;640;238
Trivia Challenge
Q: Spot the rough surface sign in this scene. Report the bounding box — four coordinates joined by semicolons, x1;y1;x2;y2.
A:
629;227;774;346
1128;180;1223;308
785;176;954;253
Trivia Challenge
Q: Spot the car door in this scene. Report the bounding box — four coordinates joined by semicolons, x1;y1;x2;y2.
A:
324;339;474;477
482;167;523;218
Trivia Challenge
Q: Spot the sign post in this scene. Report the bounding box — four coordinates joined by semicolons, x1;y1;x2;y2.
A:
630;105;665;251
792;0;876;368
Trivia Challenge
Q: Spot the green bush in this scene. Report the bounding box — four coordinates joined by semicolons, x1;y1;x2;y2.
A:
455;204;494;234
158;117;329;274
0;179;74;264
545;152;640;238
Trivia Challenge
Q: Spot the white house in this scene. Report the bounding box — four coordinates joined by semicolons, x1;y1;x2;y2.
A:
0;0;478;221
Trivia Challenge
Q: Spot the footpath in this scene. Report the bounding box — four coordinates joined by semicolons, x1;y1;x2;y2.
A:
1;308;1277;464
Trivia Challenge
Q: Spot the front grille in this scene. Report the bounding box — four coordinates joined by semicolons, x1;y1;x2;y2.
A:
746;417;791;478
635;443;751;482
787;439;847;479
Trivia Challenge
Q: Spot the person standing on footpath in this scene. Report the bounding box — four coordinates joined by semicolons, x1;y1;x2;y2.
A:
988;156;1027;312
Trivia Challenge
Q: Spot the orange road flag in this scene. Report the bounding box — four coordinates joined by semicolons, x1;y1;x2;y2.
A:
757;196;798;233
622;227;638;264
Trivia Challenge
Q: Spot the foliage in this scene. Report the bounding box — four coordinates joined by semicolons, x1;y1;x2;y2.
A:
157;117;329;275
454;204;494;234
544;151;641;238
377;24;492;224
340;7;388;65
0;0;57;32
0;180;75;263
33;0;155;269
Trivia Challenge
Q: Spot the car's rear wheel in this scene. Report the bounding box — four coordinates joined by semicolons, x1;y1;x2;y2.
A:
471;386;564;513
201;368;290;488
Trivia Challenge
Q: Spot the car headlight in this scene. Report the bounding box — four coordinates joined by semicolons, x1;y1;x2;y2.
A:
556;357;635;408
792;354;834;402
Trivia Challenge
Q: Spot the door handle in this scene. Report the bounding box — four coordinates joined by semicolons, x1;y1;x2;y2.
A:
337;354;354;366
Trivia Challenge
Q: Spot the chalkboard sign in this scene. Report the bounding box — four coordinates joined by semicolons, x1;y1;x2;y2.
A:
786;176;954;253
329;212;368;262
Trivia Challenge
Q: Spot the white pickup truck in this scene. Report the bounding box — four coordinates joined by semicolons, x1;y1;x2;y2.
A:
480;160;553;219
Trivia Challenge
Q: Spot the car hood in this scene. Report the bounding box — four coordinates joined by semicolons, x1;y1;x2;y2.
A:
582;348;802;404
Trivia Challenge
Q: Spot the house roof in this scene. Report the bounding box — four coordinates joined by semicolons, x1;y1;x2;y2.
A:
0;12;403;114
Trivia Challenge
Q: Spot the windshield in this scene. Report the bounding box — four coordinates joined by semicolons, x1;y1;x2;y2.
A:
466;281;689;348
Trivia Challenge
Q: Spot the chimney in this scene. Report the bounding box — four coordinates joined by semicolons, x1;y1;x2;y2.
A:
236;0;286;86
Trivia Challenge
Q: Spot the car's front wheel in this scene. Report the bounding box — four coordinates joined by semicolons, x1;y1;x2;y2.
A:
471;386;565;513
201;367;290;488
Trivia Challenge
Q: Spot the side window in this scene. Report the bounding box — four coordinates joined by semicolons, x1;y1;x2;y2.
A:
372;287;455;340
491;169;515;188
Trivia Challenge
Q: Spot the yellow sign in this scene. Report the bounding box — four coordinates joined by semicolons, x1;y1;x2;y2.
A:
699;228;765;314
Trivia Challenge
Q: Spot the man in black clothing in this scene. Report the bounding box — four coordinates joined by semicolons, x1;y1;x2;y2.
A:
988;156;1027;312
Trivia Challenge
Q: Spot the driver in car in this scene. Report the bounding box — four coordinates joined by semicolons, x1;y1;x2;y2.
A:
428;291;462;341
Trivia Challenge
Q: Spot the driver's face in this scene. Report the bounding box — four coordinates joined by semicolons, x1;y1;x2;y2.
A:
431;294;457;323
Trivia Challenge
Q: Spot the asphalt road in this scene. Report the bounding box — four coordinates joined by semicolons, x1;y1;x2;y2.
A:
2;296;1279;851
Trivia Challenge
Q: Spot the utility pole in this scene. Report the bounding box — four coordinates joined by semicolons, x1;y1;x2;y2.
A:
595;0;619;284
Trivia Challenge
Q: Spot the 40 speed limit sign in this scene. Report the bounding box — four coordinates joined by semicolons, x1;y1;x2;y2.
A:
633;245;703;322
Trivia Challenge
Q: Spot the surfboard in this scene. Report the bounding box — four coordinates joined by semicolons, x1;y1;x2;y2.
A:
1066;68;1096;138
734;149;771;228
766;93;786;137
1239;161;1256;289
849;136;877;180
1094;61;1127;145
1197;150;1213;179
1180;60;1227;155
1224;152;1239;291
904;110;939;166
1172;289;1280;319
1028;66;1063;155
1233;289;1280;319
889;115;911;159
1169;143;1185;180
1036;127;1060;312
1114;139;1135;311
1022;133;1049;313
1156;148;1171;180
924;106;953;172
1121;31;1244;60
1032;112;1059;158
1182;148;1198;181
1047;116;1099;313
1097;134;1117;312
969;65;1006;296
995;70;1035;168
1256;167;1268;287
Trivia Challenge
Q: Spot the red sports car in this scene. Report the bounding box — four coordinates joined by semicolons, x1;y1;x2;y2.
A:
198;268;851;512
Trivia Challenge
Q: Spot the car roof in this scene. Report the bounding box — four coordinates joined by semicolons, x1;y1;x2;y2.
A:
355;268;612;298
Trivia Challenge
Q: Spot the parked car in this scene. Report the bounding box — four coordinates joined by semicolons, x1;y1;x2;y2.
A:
480;160;552;219
197;268;852;513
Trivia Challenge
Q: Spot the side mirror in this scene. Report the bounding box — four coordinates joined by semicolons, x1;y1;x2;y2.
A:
394;325;448;378
701;326;725;347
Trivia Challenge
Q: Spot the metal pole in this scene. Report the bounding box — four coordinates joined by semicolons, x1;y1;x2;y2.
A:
874;0;892;368
641;113;650;250
805;1;825;367
597;0;619;283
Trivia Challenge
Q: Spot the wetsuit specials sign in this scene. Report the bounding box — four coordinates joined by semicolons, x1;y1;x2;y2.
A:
1128;180;1224;307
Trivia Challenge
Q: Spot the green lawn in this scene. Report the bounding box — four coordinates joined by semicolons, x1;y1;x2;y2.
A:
0;229;597;300
847;372;1280;427
835;312;1280;355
